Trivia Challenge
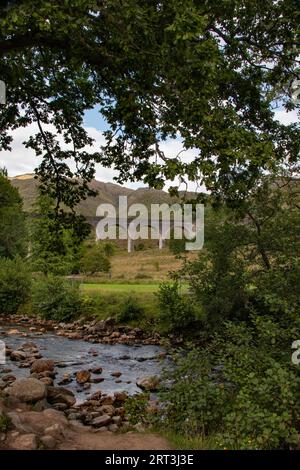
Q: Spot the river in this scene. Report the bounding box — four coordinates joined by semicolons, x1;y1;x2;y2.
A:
0;322;165;403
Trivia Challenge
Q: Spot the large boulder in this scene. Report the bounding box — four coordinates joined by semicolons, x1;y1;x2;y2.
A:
47;386;76;407
7;378;46;403
8;408;68;436
31;359;54;374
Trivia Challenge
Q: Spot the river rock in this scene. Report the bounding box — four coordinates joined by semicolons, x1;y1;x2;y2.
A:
76;370;91;384
90;391;102;401
111;371;122;378
8;408;68;435
93;318;115;333
90;367;102;374
2;374;16;383
134;422;146;432
67;332;83;340
112;415;122;425
21;342;38;351
10;350;27;361
136;376;159;392
40;434;56;449
114;391;127;404
7;329;20;335
110;332;121;339
51;403;68;412
58;373;72;385
10;433;38;450
108;423;119;432
31;359;54;374
39;377;54;386
91;377;104;384
95;405;114;416
99;395;114;406
18;363;31;369
44;423;65;440
46;386;76;407
68;412;82;421
91;414;111;427
7;378;46;402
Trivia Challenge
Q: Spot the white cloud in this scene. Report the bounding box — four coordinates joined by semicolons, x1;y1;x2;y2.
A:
0;123;120;183
274;108;299;125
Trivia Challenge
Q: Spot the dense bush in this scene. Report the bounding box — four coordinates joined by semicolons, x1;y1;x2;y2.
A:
124;393;150;425
0;257;31;315
30;194;89;275
185;176;300;329
159;313;300;449
32;276;83;321
157;282;202;332
116;296;145;323
0;172;27;259
80;244;111;274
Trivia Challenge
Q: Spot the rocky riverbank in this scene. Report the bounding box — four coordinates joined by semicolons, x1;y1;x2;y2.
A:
0;313;185;346
0;342;161;450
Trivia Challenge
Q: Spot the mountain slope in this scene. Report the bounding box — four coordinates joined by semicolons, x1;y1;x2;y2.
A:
10;174;195;217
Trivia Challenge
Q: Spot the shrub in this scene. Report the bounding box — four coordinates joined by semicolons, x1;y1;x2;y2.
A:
168;237;186;255
159;313;300;449
116;296;145;323
0;257;31;315
102;242;116;257
32;276;83;321
124;393;150;425
80;244;111;274
157;282;201;332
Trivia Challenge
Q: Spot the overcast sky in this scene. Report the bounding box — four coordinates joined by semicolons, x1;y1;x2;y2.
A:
0;106;298;191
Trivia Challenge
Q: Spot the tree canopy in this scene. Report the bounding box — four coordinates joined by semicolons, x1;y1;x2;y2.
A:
0;0;299;208
0;170;26;258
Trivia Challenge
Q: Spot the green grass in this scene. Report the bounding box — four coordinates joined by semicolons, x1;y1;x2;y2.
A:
80;287;160;330
153;428;221;450
81;282;160;294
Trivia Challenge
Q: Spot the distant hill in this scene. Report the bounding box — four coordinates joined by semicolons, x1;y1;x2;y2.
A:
10;174;197;217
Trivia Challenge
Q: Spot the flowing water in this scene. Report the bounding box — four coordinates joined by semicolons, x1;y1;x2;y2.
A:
0;322;165;403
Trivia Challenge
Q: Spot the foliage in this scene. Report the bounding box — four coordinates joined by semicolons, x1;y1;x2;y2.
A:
168;236;186;255
124;392;150;425
0;1;299;210
80;243;111;274
159;313;300;450
0;172;26;259
32;276;83;321
30;194;89;275
102;242;116;258
116;296;145;323
157;282;202;332
185;174;300;328
0;257;31;315
0;412;11;432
